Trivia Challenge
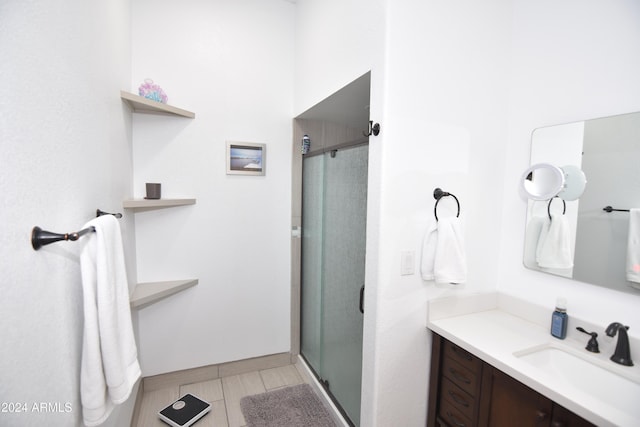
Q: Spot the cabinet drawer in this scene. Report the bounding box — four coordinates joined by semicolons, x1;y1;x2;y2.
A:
438;395;474;427
442;356;478;397
440;377;476;421
443;340;481;374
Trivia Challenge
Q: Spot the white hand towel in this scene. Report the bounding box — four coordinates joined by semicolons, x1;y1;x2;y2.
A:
434;217;467;284
536;212;573;269
80;215;141;426
420;219;438;280
626;208;640;285
523;216;545;269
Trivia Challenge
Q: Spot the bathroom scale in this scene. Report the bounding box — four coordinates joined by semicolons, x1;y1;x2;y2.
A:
158;393;211;427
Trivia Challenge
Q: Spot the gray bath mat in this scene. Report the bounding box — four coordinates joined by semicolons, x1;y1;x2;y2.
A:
240;383;337;427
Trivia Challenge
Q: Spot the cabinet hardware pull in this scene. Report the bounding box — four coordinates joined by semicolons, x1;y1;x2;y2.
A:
451;345;473;361
551;422;565;427
535;410;548;421
448;368;471;384
445;411;466;427
448;390;470;407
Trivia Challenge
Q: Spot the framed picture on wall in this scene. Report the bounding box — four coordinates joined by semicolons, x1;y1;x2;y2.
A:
226;141;266;176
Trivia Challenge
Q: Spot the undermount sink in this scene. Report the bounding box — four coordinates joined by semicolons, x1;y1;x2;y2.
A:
514;344;640;420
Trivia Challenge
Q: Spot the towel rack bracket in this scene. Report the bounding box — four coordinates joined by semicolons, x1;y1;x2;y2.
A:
433;188;449;200
32;226;63;250
31;226;96;250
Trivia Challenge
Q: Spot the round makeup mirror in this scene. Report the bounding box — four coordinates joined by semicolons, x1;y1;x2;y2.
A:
521;163;565;200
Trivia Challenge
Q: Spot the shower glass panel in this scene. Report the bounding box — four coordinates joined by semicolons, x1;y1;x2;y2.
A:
300;154;324;372
301;143;368;427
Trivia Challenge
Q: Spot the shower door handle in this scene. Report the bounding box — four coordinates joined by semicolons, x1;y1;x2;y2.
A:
359;285;365;314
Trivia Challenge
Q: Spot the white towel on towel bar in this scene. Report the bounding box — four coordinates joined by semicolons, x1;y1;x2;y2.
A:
420;219;438;281
523;215;546;270
434;217;467;284
536;212;573;269
80;215;140;426
626;208;640;286
420;217;467;284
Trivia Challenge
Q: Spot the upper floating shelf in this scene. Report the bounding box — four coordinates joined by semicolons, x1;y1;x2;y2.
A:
120;91;195;118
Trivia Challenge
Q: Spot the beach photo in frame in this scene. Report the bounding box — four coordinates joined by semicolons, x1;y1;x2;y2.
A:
226;141;266;176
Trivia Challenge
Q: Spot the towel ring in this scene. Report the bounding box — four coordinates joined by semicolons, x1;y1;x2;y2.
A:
547;197;566;220
433;188;460;221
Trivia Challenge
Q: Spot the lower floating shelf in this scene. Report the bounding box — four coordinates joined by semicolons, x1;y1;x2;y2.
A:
130;279;199;309
123;198;196;211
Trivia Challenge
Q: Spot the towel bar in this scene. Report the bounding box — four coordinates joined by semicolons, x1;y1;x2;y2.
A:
547;197;566;220
31;208;122;250
433;188;460;221
603;206;630;213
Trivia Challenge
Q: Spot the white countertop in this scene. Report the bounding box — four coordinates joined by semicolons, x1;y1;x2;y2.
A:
427;293;640;427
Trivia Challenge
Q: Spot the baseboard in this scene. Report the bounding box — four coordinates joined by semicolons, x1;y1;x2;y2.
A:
142;352;292;392
129;379;144;427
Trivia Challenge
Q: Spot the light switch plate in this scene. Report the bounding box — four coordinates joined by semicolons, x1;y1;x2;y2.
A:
401;251;415;276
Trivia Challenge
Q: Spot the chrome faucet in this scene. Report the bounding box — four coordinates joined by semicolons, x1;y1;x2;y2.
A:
605;322;633;366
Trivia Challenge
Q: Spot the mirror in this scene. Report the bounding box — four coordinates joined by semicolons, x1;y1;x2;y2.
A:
523;111;640;294
520;163;587;201
521;163;565;200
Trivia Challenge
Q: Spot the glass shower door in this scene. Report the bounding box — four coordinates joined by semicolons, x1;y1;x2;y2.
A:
301;143;368;426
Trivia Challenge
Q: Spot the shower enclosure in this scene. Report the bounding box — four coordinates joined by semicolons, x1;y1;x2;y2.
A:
300;142;368;426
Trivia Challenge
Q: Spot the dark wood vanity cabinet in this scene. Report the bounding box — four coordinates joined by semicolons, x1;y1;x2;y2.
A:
481;366;594;427
428;333;595;427
430;335;484;426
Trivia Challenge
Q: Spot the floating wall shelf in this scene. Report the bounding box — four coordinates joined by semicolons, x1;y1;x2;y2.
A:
123;89;197;310
130;279;199;309
120;91;195;118
123;198;196;211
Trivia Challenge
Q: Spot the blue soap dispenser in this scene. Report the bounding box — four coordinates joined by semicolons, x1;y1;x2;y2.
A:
551;298;568;339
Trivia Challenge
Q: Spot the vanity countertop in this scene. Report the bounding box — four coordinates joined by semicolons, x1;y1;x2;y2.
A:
427;293;640;427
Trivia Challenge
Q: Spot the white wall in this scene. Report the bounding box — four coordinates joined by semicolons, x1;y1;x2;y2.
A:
131;0;295;376
375;1;512;425
499;0;640;333
295;0;511;425
298;1;640;426
3;2;637;426
294;1;387;426
0;1;137;426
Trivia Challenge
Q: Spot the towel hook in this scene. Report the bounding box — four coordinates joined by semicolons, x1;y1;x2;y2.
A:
363;120;381;137
547;196;566;220
433;188;460;221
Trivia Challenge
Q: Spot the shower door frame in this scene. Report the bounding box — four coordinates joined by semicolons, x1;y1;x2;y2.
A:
291;120;370;426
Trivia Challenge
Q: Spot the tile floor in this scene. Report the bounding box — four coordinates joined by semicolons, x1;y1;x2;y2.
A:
135;363;318;427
